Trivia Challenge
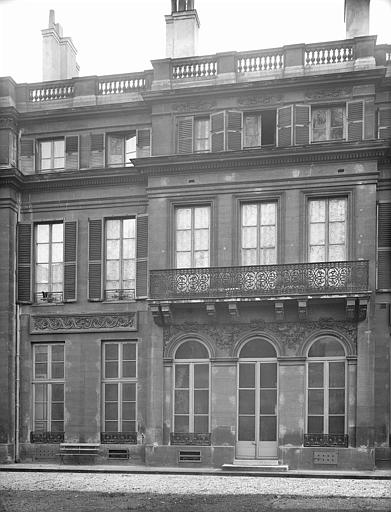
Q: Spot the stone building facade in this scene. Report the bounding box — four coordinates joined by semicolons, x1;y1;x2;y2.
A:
0;1;390;470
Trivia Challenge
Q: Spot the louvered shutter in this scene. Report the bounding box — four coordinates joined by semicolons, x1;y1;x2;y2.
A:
211;112;225;152
136;214;148;298
277;106;293;147
347;100;364;141
377;203;391;290
65;136;79;170
226;111;243;151
294;105;310;145
136;128;151;157
90;134;104;168
19;139;35;174
88;219;103;301
80;134;90;168
378;108;391;139
177;117;194;154
17;223;32;303
64;221;77;301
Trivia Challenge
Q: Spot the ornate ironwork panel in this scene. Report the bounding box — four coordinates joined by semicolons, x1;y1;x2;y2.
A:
101;432;137;444
150;261;369;300
170;432;211;446
30;431;64;443
304;434;348;447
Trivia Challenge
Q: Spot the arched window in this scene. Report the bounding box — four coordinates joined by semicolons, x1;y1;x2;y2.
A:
174;340;210;434
239;338;277;358
307;337;346;436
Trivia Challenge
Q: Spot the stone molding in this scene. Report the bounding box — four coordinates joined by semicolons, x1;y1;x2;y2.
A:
30;312;137;333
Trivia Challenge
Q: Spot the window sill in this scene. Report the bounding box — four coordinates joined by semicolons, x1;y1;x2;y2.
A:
32;302;64;307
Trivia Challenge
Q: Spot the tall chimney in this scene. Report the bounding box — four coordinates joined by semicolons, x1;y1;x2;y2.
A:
344;0;370;38
41;10;79;81
166;1;200;58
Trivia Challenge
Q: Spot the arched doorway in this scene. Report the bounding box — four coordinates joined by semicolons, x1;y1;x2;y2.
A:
236;338;278;459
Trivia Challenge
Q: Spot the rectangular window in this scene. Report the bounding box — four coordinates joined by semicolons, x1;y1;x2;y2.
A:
105;218;136;301
39;139;65;171
312;107;345;142
33;344;65;433
307;361;346;435
35;223;64;303
308;198;347;262
175;206;210;268
194;118;210;152
102;342;137;433
241;202;277;265
243;111;276;148
174;363;209;433
107;129;151;167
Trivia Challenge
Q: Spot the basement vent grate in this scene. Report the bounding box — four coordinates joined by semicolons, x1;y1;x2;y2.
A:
313;451;338;465
34;445;58;459
178;450;201;463
108;449;129;460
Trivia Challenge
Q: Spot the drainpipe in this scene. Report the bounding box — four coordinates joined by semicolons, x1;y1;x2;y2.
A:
15;303;20;462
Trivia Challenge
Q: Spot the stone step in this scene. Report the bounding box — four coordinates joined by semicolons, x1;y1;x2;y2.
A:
222;460;289;472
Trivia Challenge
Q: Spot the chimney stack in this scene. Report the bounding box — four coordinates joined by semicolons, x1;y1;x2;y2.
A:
166;1;200;58
42;10;79;81
344;0;370;38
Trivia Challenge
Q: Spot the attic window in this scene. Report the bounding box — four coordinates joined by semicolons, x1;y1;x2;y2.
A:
243;110;276;148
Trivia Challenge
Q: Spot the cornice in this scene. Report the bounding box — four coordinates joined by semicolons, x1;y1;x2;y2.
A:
135;142;390;176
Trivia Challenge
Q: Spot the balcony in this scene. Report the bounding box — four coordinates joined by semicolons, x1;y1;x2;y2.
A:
149;260;369;301
104;288;135;301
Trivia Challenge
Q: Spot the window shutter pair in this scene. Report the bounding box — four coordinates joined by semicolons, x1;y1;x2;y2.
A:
17;221;78;303
347;99;376;141
211;111;242;152
88;215;149;300
80;133;105;169
377;203;391;290
277;105;310;147
136;129;152;158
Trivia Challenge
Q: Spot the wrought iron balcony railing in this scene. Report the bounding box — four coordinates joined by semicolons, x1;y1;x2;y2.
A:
35;291;63;304
104;288;135;301
150;260;369;301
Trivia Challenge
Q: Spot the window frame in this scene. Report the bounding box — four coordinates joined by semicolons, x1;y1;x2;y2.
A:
310;104;346;143
32;343;65;433
174;204;211;269
106;131;137;168
38;138;65;172
101;341;138;434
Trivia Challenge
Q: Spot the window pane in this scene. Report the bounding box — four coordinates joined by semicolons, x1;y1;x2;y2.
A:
36;245;49;263
194;250;209;268
122;402;136;421
105;403;118;420
51;264;63;283
105;421;118;432
105;361;118;378
308;389;324;414
122;420;136;432
177;230;191;251
260;226;276;248
309;200;325;223
242;204;257;226
107;240;120;259
242;249;257;266
51;363;64;379
176;252;191;269
261;248;276;265
194;364;209;388
194;229;209;251
308;416;323;434
51;403;64;421
176;209;191;230
238;416;255;441
260;364;277;388
329;244;346;261
106;261;120;280
122;239;135;259
122;383;136;401
40;142;52;159
122;260;136;281
106;219;120;239
260;203;276;225
37;224;50;243
105;344;118;361
105;383;118;401
309;245;325;263
175;341;208;359
239;364;255;388
123;343;136;361
175;365;189;388
123;218;135;238
244;115;260;147
194;415;208;433
329;389;345;414
239;390;255;414
51;224;63;242
329;199;346;222
35;363;48;379
308;338;345;357
51;421;64;432
260;389;277;414
108;136;124;165
194;207;209;229
122;361;136;378
309;224;325;245
174;415;189;433
242;227;257;249
329;362;345;388
329;222;345;244
53;140;64;157
51;345;64;361
36;264;49;284
259;416;276;441
34;383;47;402
308;363;324;388
175;390;189;414
194;390;208;414
329;415;345;434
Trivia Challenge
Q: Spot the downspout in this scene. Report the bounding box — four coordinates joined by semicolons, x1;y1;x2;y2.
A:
14;202;21;463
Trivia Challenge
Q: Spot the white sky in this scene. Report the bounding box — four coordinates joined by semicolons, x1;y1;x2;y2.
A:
0;0;390;83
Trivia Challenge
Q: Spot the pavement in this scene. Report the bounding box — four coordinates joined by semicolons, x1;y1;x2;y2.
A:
0;462;390;479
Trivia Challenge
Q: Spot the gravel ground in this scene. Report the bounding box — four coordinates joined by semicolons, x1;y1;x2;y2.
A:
0;471;390;498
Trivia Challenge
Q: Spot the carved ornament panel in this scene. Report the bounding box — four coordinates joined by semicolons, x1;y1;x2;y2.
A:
30;312;137;333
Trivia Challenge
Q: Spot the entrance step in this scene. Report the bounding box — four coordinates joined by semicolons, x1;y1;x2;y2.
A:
222;459;288;472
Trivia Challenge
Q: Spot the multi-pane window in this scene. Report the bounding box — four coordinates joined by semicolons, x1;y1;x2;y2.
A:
194;118;210;152
33;344;65;433
105;218;136;300
39;140;65;171
102;342;137;433
307;338;346;435
243;111;276;148
308;198;347;262
107;133;136;167
312;107;344;142
35;223;64;303
174;340;210;433
175;206;210;268
241;202;277;265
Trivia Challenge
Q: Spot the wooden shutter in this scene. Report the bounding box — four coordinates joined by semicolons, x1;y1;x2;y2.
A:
17;223;32;303
294;105;310;145
90;134;104;168
65;136;79;170
211;112;225;152
88;219;103;301
177;117;194;154
80;134;90;168
377;203;391;290
226;111;243;151
136;214;148;298
19;138;35;174
277;106;293;147
347;100;364;141
64;221;78;302
136;128;151;157
378;108;391;139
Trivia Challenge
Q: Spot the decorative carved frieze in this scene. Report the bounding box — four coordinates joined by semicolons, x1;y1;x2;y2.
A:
170;432;211;446
30;312;137;333
305;87;351;100
237;94;283;106
163;318;357;356
30;431;64;443
101;432;137;444
304;433;348;448
173;101;216;112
